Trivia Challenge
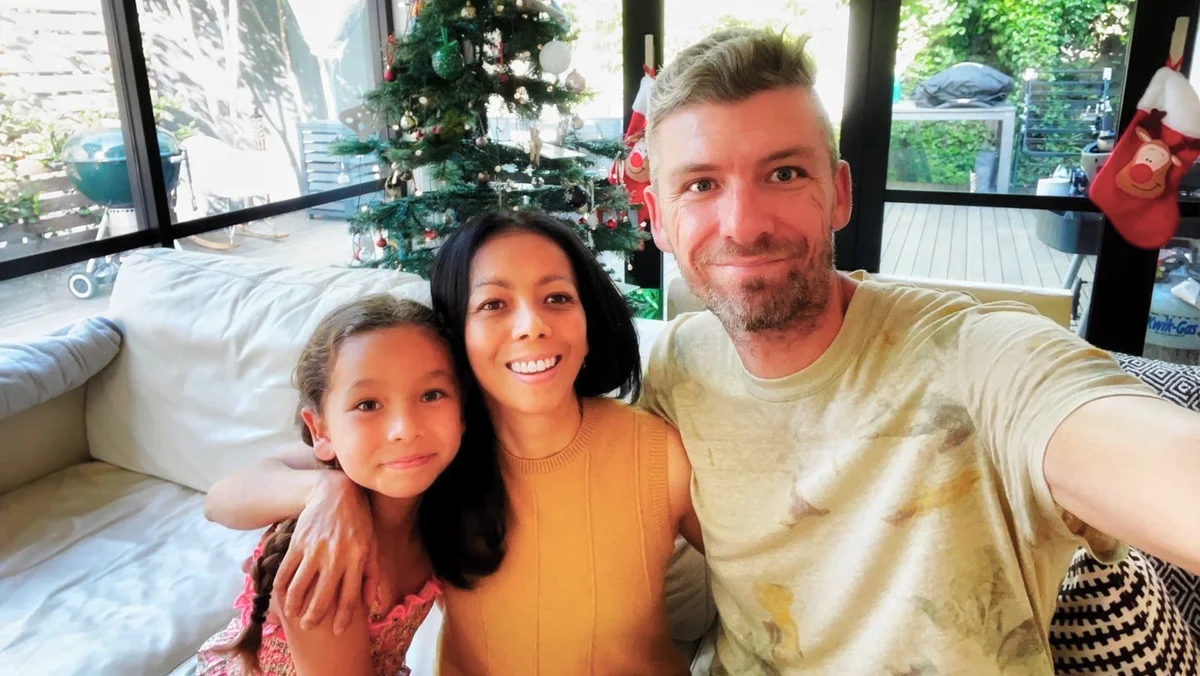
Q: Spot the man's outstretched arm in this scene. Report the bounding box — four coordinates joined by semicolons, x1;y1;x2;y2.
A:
204;448;378;635
1045;395;1200;575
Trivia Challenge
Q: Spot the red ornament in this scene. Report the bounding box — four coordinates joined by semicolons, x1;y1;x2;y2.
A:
384;67;396;82
498;73;509;84
578;217;587;225
605;218;618;230
376;236;388;248
415;129;425;140
432;125;443;135
425;228;437;241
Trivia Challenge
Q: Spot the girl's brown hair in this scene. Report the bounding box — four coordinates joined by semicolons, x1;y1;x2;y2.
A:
221;294;443;673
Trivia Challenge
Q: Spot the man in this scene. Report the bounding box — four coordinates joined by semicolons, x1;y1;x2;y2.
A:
638;28;1200;674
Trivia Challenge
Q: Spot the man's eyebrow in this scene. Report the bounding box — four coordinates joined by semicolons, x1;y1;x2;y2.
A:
758;146;818;165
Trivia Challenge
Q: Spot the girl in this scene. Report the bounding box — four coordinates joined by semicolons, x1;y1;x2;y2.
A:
206;211;703;675
197;295;505;675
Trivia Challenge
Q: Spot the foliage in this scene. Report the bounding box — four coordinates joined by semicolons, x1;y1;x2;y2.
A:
892;0;1133;190
333;0;647;278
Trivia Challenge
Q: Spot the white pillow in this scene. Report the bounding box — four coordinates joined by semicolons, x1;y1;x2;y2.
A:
86;249;429;492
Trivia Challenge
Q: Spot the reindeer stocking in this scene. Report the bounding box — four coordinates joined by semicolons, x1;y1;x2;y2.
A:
1090;64;1200;249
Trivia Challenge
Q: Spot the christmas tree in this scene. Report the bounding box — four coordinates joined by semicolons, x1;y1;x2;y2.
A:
332;0;648;278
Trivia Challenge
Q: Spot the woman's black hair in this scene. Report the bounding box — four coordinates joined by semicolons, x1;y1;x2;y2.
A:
430;210;642;401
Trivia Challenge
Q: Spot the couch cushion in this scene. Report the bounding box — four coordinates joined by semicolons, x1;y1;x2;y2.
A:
0;461;262;675
86;249;429;492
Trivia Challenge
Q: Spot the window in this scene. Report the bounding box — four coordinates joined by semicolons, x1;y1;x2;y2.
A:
1;1;145;265
880;202;1098;332
137;0;380;223
887;0;1135;196
1143;235;1200;365
177;209;365;269
0;251;145;341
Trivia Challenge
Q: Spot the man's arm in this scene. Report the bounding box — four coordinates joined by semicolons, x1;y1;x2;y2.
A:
1045;395;1200;574
204;448;379;635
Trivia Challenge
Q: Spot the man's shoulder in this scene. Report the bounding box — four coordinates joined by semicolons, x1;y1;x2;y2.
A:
864;278;1051;339
648;311;730;370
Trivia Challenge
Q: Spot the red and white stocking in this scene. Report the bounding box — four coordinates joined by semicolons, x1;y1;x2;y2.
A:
1090;64;1200;249
610;68;655;224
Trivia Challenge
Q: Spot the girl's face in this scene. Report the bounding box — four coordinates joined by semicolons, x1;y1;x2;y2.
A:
464;230;588;416
302;324;463;499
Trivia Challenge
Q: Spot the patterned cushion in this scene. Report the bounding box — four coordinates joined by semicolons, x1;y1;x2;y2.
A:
1050;549;1198;674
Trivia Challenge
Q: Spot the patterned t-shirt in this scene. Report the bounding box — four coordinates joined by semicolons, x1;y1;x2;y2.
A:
641;276;1157;675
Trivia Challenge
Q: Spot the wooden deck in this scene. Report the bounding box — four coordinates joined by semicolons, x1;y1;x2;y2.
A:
880;202;1096;290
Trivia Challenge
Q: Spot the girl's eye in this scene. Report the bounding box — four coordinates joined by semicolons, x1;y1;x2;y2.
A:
420;389;447;403
546;292;574;304
687;179;716;193
356;400;381;412
770;167;805;182
478;299;504;312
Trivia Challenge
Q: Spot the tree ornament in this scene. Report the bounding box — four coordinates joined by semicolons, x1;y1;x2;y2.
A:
478;171;492;183
461;1;477;19
432;30;465;80
571;115;584;130
578;217;587;225
401;112;417;130
418;95;430;106
585;211;599;227
494;165;503;173
532;176;545;187
514;86;529;104
528;125;542;167
415;149;423;157
546;84;554;93
606;217;618;230
538;39;571;75
495;2;504;12
384;35;398;82
425;228;437;241
432;125;443;135
565;70;586;93
377;236;388;248
498;72;509;84
475;135;489;147
443;209;455;225
516;0;523;6
336;170;350;185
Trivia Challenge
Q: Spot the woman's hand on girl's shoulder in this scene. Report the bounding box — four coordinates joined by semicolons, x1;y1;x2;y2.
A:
273;471;380;636
665;424;704;554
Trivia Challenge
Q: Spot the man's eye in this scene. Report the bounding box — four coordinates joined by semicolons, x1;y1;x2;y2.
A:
770;167;805;182
688;179;715;193
356;400;381;412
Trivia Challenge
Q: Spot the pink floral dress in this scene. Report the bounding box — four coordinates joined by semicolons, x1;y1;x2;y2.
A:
197;540;441;676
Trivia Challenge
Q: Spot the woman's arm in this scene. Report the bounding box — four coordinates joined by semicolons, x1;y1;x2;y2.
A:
279;598;374;676
204;447;379;635
204;446;329;529
666;425;704;554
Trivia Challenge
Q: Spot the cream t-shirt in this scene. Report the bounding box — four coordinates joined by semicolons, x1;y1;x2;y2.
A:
641;277;1156;675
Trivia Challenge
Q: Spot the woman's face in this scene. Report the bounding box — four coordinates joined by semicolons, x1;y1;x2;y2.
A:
464;230;588;416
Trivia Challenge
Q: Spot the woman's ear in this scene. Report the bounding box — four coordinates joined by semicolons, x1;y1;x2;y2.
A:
300;407;336;462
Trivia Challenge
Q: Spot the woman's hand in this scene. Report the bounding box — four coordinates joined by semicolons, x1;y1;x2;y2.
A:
272;471;380;635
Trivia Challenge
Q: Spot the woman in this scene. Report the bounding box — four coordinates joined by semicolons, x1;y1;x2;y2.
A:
204;211;703;674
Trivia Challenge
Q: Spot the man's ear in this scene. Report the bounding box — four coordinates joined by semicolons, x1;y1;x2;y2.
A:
832;160;853;232
300;407;335;462
643;184;674;254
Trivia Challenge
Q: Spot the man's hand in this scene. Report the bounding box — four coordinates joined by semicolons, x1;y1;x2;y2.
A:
272;471;379;635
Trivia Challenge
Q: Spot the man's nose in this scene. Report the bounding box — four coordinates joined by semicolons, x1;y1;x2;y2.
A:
717;181;774;245
512;302;550;340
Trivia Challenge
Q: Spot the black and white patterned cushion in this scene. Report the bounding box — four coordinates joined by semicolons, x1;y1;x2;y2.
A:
1051;549;1198;675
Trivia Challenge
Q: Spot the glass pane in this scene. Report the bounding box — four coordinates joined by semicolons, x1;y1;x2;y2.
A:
1;1;146;265
138;0;380;223
175;208;362;268
879;202;1099;332
664;0;851;127
0;250;146;341
888;1;1135;196
1144;235;1200;365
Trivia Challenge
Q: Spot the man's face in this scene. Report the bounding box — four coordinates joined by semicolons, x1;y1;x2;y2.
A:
644;86;852;333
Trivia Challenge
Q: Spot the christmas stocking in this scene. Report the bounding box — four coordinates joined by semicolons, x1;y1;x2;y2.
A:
610;67;655;224
1090;64;1200;249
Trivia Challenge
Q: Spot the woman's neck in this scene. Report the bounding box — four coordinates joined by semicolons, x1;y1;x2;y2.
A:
490;393;584;460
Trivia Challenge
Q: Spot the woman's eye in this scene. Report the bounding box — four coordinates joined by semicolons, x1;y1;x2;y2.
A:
687;179;715;193
478;299;503;312
355;400;381;412
770;167;805;182
420;389;447;403
546;292;574;304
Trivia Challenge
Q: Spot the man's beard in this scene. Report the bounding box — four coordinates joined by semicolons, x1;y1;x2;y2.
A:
682;232;836;334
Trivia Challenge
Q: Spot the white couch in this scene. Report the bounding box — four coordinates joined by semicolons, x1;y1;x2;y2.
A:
0;248;711;676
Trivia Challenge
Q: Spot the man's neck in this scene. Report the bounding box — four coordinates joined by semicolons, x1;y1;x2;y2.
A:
728;273;858;380
491;394;583;460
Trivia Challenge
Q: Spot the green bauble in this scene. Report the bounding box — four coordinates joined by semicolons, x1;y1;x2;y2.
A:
432;41;465;80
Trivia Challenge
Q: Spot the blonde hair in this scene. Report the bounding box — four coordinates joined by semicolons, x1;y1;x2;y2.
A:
647;28;839;176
